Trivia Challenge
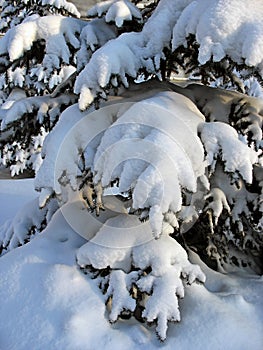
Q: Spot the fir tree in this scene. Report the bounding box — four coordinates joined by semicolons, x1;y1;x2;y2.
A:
0;0;262;341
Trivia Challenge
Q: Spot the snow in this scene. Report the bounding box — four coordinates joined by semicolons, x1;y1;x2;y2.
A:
172;0;263;71
87;0;142;27
41;0;80;17
0;178;262;349
2;87;261;344
2;0;263;110
75;0;188;108
0;14;119;96
199;121;258;183
0;0;262;346
0;179;36;225
74;0;263;109
75;32;141;110
77;18;117;70
0;15;88;91
36;90;206;237
0;0;80;33
0;93;76;129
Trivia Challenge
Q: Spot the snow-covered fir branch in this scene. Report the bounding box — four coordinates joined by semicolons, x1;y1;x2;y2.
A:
0;0;80;33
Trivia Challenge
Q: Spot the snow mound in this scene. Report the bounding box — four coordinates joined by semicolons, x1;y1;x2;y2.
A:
0;191;262;348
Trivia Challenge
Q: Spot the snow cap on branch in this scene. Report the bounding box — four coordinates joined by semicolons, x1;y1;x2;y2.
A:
172;0;263;71
0;0;80;33
75;0;190;109
40;0;80;17
0;15;85;62
199;122;258;184
87;0;142;27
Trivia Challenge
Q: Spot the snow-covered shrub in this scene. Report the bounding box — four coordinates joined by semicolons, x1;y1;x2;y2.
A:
33;86;208;340
32;81;261;339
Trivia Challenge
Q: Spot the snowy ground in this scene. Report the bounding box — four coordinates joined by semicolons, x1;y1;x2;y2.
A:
0;178;262;350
